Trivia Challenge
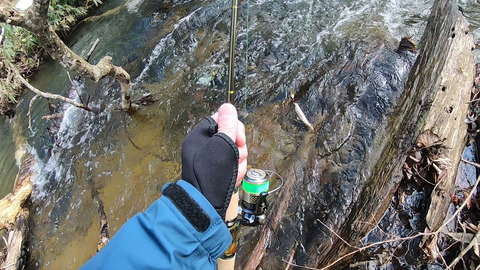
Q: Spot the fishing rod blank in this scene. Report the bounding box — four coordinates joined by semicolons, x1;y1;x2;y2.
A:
227;0;239;104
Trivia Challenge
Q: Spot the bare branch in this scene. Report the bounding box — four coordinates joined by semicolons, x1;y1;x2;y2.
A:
8;63;92;111
318;221;355;248
314;221;427;270
284;247;296;270
16;73;92;111
461;158;480;169
32;25;133;111
2;0;133;112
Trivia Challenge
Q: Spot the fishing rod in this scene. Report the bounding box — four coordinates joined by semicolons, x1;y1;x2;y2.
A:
217;0;284;269
227;0;239;104
217;0;241;269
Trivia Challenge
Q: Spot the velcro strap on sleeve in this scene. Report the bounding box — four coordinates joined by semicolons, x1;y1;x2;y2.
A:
163;183;211;232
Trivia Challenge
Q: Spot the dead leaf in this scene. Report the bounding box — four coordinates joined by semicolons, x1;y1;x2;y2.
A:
408;155;421;163
449;193;460;206
465;191;472;209
417;130;442;148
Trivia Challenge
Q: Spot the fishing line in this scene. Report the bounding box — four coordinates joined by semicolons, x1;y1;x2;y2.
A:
244;0;250;115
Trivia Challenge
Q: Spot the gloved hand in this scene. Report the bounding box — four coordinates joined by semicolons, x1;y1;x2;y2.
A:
182;104;247;220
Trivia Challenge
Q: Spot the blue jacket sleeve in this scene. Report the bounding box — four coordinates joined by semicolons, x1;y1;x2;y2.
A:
80;180;232;270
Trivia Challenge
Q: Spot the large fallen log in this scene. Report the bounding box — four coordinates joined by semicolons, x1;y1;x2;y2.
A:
0;123;36;269
313;0;475;266
0;153;34;269
419;1;475;234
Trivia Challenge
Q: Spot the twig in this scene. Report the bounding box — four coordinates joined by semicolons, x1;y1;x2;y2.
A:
461;158;480;169
319;221;355;248
2;262;16;269
27;95;41;133
282;261;319;270
66;71;74;85
0;27;4;45
14;69;92;112
447;229;480;268
284;248;296;270
85;38;100;62
293;102;314;130
42;113;64;120
314;221;427;270
436;173;480;234
67;71;84;104
7;62;92;112
413;166;436;186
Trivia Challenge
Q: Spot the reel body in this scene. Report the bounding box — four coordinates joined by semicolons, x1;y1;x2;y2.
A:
239;168;282;226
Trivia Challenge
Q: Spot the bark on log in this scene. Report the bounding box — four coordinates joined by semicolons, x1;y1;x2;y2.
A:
0;116;36;269
0;156;34;231
316;0;474;266
1;209;29;270
420;5;475;233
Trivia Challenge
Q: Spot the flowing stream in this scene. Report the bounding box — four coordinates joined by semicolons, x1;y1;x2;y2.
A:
0;0;479;269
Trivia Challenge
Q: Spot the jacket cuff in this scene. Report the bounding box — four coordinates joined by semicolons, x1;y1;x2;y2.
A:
161;180;232;259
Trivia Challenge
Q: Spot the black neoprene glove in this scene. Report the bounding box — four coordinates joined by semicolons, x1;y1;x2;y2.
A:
181;117;239;220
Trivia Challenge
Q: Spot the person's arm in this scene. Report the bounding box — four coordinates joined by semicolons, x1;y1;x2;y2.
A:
80;180;231;270
81;104;247;269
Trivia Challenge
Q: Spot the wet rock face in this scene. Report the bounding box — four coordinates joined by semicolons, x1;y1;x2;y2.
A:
235;42;418;270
